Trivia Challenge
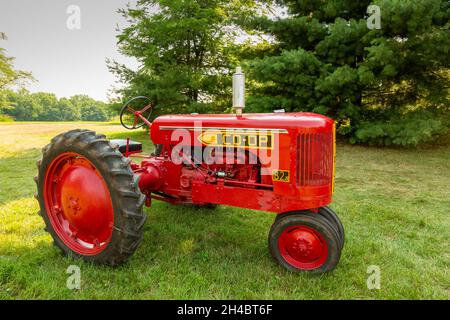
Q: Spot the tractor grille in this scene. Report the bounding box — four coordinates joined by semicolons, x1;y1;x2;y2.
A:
296;131;334;186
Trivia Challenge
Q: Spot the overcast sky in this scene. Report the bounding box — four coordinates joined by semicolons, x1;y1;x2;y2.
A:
0;0;140;101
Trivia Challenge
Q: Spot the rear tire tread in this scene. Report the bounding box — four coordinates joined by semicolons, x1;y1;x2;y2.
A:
36;129;146;266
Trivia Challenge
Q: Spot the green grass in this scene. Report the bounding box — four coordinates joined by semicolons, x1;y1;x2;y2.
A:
0;122;449;299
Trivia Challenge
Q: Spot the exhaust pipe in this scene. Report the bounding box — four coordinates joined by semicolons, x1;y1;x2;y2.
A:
232;66;245;117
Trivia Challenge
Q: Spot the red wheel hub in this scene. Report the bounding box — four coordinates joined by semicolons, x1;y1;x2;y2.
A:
278;225;328;270
44;152;114;255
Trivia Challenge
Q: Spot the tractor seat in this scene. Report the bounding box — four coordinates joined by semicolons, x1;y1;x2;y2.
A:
110;139;143;154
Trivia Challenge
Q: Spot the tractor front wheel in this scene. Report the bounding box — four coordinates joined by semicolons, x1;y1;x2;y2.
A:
269;212;341;273
275;206;345;250
318;206;345;250
35;129;147;266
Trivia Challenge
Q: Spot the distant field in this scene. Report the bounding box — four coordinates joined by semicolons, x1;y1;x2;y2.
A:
0;122;449;299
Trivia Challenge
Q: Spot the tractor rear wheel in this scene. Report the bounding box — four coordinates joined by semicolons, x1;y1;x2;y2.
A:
35;129;147;266
269;212;341;273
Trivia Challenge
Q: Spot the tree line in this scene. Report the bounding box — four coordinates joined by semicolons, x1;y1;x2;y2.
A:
1;90;112;121
0;48;112;122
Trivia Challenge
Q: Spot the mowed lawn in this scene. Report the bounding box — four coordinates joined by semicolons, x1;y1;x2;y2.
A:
0;122;449;300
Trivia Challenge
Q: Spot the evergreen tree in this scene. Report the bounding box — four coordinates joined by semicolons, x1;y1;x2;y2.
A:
245;0;449;145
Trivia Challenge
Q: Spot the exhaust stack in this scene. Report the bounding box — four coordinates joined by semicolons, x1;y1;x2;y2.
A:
232;66;245;117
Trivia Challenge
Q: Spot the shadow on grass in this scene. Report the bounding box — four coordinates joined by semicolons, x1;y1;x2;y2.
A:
1;194;273;271
1;196;281;299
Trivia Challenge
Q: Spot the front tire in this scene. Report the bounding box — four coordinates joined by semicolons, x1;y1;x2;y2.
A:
269;212;341;273
275;206;345;250
318;206;345;249
35;129;147;266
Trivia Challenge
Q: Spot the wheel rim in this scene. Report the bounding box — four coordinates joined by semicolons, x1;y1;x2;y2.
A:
278;225;328;270
44;152;114;255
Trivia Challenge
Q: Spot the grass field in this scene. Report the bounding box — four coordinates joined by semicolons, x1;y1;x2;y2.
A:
0;122;449;299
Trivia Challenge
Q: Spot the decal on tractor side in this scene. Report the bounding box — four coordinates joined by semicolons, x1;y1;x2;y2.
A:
272;169;290;182
198;130;274;150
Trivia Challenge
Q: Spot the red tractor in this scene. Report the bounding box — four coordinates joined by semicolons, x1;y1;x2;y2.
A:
35;68;344;273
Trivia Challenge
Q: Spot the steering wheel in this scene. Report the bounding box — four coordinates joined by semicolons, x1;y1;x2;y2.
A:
120;96;153;130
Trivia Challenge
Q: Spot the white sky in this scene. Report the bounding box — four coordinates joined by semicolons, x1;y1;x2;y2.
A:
0;0;140;101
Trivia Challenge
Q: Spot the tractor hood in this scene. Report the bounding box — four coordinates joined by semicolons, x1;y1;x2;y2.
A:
150;112;333;144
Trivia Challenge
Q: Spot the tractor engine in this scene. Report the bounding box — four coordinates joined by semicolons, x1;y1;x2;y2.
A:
139;147;260;202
